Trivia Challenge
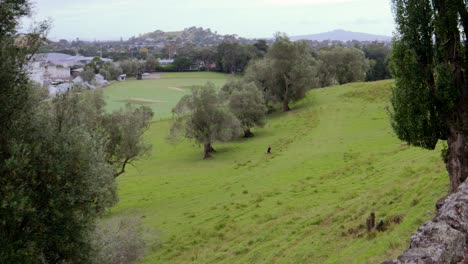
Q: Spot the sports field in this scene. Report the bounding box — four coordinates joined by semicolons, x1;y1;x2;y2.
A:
103;72;228;119
106;75;448;263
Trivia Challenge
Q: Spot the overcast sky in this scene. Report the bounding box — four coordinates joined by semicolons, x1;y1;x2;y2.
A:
23;0;395;41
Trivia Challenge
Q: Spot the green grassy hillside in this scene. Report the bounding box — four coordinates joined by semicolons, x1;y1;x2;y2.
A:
109;79;448;263
103;72;228;119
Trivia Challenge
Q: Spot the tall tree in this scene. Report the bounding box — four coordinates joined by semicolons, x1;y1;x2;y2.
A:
259;35;319;111
222;79;267;137
243;58;276;110
101;62;123;81
0;3;153;262
119;59;144;76
170;83;241;159
216;41;251;73
145;54;159;72
363;42;392;81
173;56;193;71
102;103;154;177
391;0;468;193
317;46;369;87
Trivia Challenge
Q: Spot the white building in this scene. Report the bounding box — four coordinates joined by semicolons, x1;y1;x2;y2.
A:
159;59;174;66
29;53;113;86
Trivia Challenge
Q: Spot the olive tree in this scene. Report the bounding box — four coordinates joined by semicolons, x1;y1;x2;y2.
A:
390;0;468;193
102;103;154;177
0;3;154;260
222;79;267;137
170;83;242;159
317;46;369;87
245;35;319;112
244;58;276;110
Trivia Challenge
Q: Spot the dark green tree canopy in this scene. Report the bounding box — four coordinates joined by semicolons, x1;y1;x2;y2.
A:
0;2;155;260
391;0;468;192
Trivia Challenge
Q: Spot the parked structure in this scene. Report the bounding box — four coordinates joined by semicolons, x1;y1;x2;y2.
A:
118;74;127;81
158;59;174;66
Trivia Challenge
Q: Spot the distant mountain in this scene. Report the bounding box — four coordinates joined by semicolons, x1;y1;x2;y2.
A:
131;27;253;46
290;29;391;42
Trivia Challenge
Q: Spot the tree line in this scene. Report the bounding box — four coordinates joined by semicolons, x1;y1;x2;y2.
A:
45;33;392;84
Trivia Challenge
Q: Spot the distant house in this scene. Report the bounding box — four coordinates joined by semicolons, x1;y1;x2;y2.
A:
94;74;109;88
48;82;73;96
159;59;174;66
73;76;84;84
28;53;113;96
71;68;84;77
28;61;71;86
118;74;127;81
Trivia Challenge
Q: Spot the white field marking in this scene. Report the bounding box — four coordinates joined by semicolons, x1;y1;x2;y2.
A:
125;98;165;104
168;87;186;92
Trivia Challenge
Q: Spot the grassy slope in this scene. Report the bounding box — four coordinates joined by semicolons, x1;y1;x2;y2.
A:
102;72;228;119
110;79;448;263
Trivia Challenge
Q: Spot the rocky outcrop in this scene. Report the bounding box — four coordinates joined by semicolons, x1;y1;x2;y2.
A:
384;181;468;264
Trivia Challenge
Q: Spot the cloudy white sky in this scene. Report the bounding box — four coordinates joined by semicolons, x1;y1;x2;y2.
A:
24;0;395;41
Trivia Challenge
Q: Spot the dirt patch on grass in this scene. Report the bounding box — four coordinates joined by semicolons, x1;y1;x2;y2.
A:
143;73;162;79
118;98;165;105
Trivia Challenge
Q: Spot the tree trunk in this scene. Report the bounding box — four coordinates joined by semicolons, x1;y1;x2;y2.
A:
283;74;290;112
203;143;212;159
437;0;468;193
244;129;254;138
203;142;215;159
446;123;468;193
209;144;216;153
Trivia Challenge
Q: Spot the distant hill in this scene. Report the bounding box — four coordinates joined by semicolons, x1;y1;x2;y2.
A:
290;29;392;42
131;27;253;46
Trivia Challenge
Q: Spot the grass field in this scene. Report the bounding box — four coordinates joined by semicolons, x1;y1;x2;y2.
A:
107;77;448;263
103;72;228;119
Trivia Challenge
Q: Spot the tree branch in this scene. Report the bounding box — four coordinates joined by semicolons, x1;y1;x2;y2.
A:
114;157;130;178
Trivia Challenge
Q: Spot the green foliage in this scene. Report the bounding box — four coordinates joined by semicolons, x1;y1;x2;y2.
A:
170;82;241;157
216;41;253;73
0;4;153;260
100;68;111;81
222;79;267;136
363;42;392;81
139;47;149;59
173;56;193;71
102;103;154;177
245;35;319;111
145;54;159;72
87;56;104;73
102;62;123;81
317;46;370;87
390;0;449;150
253;39;268;54
81;66;96;82
120;59;145;76
1;89;118;263
244;58;276;109
158;64;176;72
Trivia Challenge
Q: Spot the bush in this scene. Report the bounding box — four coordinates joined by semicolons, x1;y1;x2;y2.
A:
157;64;176;72
93;216;148;264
